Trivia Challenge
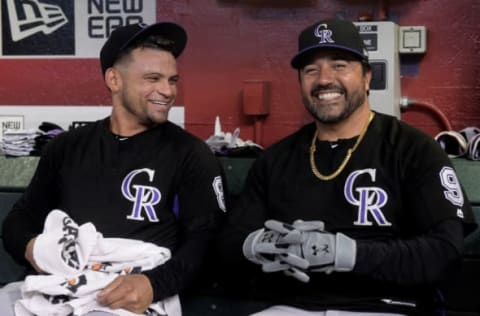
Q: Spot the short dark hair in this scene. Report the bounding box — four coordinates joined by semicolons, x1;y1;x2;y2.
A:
114;35;177;68
99;22;187;74
128;34;176;55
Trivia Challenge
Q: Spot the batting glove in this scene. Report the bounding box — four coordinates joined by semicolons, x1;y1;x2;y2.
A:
248;219;357;282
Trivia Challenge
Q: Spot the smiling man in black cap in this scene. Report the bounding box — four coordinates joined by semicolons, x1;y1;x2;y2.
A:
218;19;477;315
1;22;226;315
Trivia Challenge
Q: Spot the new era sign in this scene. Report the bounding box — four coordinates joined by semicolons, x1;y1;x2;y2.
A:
0;0;156;57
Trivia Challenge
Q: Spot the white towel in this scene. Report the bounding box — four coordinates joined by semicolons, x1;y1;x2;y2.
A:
15;210;180;316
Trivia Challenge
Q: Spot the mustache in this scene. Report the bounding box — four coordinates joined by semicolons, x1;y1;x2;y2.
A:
311;84;346;96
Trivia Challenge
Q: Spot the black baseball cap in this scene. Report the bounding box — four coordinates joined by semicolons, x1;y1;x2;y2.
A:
100;22;187;74
291;19;368;69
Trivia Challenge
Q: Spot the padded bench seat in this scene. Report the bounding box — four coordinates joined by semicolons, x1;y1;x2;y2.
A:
0;156;479;315
0;156;39;285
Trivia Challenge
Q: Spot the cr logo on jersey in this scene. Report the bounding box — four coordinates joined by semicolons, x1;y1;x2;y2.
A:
122;168;161;222
344;168;392;226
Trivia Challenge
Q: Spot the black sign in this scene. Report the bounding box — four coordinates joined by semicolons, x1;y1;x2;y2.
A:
2;0;75;55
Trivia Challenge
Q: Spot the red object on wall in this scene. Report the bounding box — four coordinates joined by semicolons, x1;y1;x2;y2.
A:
242;80;270;145
242;80;270;116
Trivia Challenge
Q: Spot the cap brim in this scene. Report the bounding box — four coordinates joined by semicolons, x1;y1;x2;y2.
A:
291;44;366;69
122;22;187;58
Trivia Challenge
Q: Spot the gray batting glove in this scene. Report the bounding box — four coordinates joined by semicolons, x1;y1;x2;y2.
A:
243;224;290;273
253;219;357;282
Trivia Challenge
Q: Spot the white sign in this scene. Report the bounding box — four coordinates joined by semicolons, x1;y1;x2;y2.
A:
0;115;24;138
0;106;185;131
75;0;157;57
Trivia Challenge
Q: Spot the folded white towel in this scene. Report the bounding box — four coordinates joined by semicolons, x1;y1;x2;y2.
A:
15;210;179;316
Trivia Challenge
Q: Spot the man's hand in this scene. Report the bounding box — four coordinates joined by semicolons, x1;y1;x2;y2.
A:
96;274;154;314
24;237;45;273
244;219;357;282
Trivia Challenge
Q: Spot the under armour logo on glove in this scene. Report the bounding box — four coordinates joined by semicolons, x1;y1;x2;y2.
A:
311;244;330;256
243;219;357;283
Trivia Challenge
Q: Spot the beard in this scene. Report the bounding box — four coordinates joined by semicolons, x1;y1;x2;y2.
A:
303;83;366;125
119;89;168;127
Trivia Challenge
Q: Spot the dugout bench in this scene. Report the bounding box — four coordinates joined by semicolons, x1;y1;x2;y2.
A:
0;156;479;315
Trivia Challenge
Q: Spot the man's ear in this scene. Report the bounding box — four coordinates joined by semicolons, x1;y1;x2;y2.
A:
104;68;121;92
364;67;372;93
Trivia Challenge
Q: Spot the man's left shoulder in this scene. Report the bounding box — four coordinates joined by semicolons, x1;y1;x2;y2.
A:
373;112;436;147
163;122;213;153
164;121;199;140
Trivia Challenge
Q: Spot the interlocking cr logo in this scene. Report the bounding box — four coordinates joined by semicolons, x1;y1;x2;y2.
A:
344;168;392;226
6;0;68;41
314;23;334;44
122;168;162;222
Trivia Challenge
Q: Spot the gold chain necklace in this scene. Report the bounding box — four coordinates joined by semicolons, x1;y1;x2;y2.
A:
309;112;375;181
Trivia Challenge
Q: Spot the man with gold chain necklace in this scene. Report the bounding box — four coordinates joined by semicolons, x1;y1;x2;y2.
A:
217;19;477;315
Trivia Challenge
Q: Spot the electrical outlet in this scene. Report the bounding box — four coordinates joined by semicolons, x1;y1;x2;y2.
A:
399;26;427;54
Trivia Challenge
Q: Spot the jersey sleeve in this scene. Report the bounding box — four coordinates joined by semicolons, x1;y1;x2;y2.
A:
402;133;476;235
216;154;269;275
144;140;227;301
352;131;477;285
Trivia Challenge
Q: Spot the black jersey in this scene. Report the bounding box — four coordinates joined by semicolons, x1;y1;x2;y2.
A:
219;112;477;314
3;118;226;301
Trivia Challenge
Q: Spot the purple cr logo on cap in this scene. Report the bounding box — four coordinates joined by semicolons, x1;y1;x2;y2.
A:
314;24;335;44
